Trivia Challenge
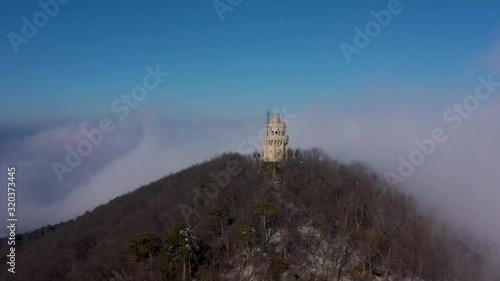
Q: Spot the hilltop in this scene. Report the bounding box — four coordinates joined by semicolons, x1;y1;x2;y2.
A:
0;149;489;280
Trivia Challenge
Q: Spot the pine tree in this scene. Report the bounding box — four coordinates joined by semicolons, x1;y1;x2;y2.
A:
164;224;200;280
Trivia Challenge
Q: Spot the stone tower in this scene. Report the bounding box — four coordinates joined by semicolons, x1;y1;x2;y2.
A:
262;113;289;162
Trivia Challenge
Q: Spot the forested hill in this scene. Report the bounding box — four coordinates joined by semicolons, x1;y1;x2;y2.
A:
0;149;491;280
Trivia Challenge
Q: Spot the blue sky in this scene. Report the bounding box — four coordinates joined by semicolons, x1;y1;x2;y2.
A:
1;0;499;123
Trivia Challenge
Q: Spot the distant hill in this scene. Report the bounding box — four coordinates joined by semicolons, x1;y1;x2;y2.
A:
0;149;489;280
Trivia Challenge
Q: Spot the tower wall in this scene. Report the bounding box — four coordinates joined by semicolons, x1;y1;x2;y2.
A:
262;114;289;162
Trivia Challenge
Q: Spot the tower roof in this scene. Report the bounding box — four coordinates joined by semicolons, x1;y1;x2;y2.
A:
271;114;281;124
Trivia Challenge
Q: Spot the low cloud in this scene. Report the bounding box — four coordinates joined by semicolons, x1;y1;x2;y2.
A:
3;93;498;249
0;111;262;232
292;96;500;245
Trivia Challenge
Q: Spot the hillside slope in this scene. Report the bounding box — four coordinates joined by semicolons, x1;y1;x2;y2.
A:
0;149;489;280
